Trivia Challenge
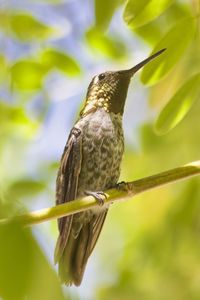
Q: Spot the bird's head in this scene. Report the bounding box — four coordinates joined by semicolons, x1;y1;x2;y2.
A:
81;49;166;116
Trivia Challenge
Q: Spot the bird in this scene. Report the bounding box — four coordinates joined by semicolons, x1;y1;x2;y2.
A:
54;48;166;286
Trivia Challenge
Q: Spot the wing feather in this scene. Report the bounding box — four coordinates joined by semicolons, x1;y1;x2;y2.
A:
55;125;109;286
54;127;83;263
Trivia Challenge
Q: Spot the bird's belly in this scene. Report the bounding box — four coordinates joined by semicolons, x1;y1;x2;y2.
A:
72;111;124;229
77;132;124;195
77;134;123;217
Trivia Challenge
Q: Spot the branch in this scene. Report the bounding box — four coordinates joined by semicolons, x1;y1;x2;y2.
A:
0;161;200;227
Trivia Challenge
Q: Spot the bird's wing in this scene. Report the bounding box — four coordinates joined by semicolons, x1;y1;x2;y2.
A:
54;127;83;263
89;210;108;255
55;126;109;285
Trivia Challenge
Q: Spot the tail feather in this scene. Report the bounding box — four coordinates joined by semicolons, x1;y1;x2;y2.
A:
58;234;76;285
58;223;91;286
55;211;108;286
54;216;73;264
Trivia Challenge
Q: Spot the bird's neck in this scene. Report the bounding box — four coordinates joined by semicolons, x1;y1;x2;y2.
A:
80;97;110;117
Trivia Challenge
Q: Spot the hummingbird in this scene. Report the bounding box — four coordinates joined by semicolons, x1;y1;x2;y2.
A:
54;48;166;286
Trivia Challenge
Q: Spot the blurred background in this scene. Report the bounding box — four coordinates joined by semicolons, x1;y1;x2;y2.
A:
0;0;200;299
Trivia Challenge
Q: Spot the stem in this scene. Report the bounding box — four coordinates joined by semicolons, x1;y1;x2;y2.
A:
0;161;200;227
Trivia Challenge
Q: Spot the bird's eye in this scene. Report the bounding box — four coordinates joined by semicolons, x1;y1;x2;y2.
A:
98;73;105;80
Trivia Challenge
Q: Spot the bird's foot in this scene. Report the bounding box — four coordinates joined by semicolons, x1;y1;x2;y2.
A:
85;190;107;206
116;181;132;192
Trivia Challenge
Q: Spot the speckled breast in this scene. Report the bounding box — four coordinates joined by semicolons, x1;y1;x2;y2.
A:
76;108;124;196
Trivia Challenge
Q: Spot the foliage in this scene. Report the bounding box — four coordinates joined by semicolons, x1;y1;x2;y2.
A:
141;17;196;85
0;0;200;299
123;0;175;28
155;73;200;134
0;223;64;300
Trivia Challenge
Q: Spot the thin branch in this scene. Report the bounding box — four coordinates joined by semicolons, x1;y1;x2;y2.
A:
0;161;200;227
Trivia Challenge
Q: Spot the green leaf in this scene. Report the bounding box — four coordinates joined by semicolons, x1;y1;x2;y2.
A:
0;223;34;300
155;73;200;135
86;28;126;59
0;101;38;137
133;2;193;45
141;17;196;85
10;60;46;90
134;21;163;45
11;13;56;41
95;0;122;30
0;12;58;42
124;0;174;29
41;49;81;76
0;55;8;83
0;102;29;124
0;223;65;300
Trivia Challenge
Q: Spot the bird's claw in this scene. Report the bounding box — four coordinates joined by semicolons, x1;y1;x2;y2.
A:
85;191;107;206
116;181;132;192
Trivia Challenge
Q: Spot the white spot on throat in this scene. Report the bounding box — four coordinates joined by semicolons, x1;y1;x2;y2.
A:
93;75;99;84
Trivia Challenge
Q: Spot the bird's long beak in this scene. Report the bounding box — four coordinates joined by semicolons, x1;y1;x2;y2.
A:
119;48;166;77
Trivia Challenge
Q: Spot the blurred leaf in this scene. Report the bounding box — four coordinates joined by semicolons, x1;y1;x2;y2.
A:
0;11;9;29
10;60;46;90
9;13;56;42
164;1;193;24
7;179;46;201
41;49;81;76
134;21;163;45
123;0;174;29
0;198;19;219
0;101;38;137
155;73;200;135
141;17;196;85
47;161;59;171
140;123;167;151
0;102;29;124
133;2;192;45
0;223;34;300
0;55;8;83
0;223;65;300
28;237;65;300
86;28;126;59
95;0;122;30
